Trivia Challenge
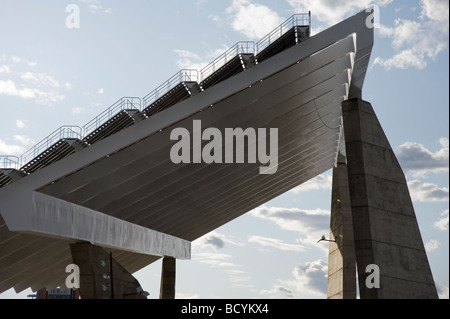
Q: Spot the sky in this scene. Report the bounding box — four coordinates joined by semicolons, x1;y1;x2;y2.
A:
0;0;448;299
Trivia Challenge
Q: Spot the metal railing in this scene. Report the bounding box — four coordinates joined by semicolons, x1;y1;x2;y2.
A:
0;156;20;170
0;13;313;173
256;13;311;55
143;69;198;108
20;126;83;166
82;97;142;137
199;41;255;83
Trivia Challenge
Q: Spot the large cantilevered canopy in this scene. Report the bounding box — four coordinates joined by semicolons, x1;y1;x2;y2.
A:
0;9;373;293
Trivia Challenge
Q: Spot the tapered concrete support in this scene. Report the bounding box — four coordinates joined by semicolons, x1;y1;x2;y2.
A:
160;257;176;299
342;98;438;299
327;155;357;299
70;243;147;299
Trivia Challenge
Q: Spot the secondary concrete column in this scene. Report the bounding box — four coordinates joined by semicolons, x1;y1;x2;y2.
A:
70;243;147;299
160;256;176;299
342;98;438;299
327;154;357;299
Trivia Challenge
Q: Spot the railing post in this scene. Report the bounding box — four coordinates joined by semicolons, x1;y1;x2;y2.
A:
0;156;21;170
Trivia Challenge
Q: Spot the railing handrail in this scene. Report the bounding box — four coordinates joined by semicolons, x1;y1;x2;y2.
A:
142;69;199;108
0;155;20;170
199;41;255;83
256;13;311;55
82;97;142;137
20;126;83;165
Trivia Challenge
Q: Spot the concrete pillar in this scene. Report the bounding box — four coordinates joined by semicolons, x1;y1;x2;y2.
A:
38;288;47;299
327;154;357;299
160;256;176;299
342;98;438;299
70;243;147;299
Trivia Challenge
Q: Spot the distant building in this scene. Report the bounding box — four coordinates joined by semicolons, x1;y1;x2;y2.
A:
28;288;79;299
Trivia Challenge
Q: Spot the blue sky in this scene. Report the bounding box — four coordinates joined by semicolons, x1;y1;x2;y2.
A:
0;0;448;299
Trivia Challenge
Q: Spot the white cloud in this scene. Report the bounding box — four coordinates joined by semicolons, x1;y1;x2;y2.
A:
260;259;328;298
173;45;232;72
437;282;449;299
78;0;112;14
193;231;243;250
0;65;11;73
0;55;66;105
290;259;328;297
440;137;450;148
195;0;208;7
374;48;428;70
425;239;440;252
250;205;330;251
193;252;252;288
13;135;35;146
0;80;28;98
16;120;27;129
0;80;37;99
225;269;246;275
227;274;252;285
248;235;306;252
207;45;233;61
259;284;294;299
0;139;25;156
226;0;284;39
174;49;202;62
98;88;104;95
21;72;60;88
434;209;449;231
374;19;448;70
408;180;449;202
226;0;447;71
72;107;83;115
374;1;449;70
176;292;200;299
420;0;449;23
11;56;37;67
396;139;449;177
290;173;332;194
173;49;208;70
194;233;224;249
287;0;391;28
250;205;330;232
0;79;65;105
194;252;238;268
208;14;222;25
